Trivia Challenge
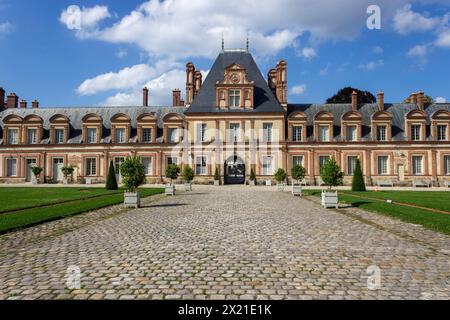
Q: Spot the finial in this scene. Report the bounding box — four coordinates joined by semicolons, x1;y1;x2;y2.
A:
246;32;249;52
221;33;225;51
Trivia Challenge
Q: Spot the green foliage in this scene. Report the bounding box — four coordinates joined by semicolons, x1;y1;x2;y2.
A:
120;156;146;192
249;168;256;181
106;160;118;190
274;168;287;183
61;166;75;179
326;87;376;104
404;95;434;104
214;167;221;181
182;165;195;183
31;167;43;177
320;156;344;189
166;164;180;184
351;159;366;192
291;165;306;183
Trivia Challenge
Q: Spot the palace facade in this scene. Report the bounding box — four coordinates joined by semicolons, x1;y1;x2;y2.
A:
1;49;450;186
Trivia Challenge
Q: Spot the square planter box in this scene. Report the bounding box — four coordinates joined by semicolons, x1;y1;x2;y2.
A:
266;180;272;186
124;192;141;208
321;191;339;209
165;185;175;196
63;178;70;185
184;183;192;191
277;183;285;192
292;184;302;196
249;180;256;186
214;180;220;186
31;176;38;185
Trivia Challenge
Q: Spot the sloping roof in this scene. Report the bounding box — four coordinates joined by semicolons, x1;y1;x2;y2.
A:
186;50;284;114
288;103;450;142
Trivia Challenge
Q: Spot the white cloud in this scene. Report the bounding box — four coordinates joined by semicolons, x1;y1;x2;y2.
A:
358;60;384;71
393;4;439;35
299;47;317;60
436;29;450;47
77;64;154;96
373;46;383;54
290;84;307;95
0;21;12;35
435;97;447;103
116;48;128;58
407;44;429;57
319;64;330;76
59;5;110;32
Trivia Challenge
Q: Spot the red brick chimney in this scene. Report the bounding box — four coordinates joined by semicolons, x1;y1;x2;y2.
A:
194;71;202;96
268;69;277;94
32;100;39;109
143;87;149;107
351;91;358;111
410;92;418;105
417;91;425;110
186;62;195;107
377;91;384;111
0;87;5;109
172;89;183;107
6;93;18;108
20;99;27;109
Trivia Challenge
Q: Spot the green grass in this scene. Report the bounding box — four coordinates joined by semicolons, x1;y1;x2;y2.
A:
303;190;450;235
0;188;164;234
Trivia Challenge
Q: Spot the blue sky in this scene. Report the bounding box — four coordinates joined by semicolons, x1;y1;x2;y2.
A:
0;0;449;107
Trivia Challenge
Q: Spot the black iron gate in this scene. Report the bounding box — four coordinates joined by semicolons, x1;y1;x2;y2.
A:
224;156;245;185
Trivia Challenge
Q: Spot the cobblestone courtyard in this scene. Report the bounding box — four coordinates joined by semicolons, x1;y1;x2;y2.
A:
0;186;449;300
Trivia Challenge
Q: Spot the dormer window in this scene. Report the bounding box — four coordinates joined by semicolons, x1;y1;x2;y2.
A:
55;129;65;144
87;128;97;144
437;125;447;141
114;128;126;143
229;90;241;108
377;125;387;141
318;126;330;142
411;124;421;141
347;125;357;142
8;128;19;145
27;129;38;144
216;63;254;110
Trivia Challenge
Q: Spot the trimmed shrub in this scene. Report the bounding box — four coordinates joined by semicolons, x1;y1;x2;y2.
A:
31;167;43;177
320;156;344;190
291;165;306;184
166;164;180;185
61;166;75;179
274;168;287;184
120;156;146;192
351;159;366;192
182;165;195;183
106;160;118;190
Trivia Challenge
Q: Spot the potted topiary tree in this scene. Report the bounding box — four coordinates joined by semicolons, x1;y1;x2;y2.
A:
182;165;195;191
31;166;43;185
106;160;118;190
320;156;344;209
274;168;287;192
61;166;75;185
165;164;180;196
249;168;256;186
214;167;221;186
291;164;306;196
120;156;146;208
351;159;366;192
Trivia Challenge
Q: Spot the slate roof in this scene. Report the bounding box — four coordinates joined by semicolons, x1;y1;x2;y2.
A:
288;103;450;142
186;50;284;114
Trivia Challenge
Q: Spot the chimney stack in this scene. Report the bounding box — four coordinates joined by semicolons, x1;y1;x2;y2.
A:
275;60;287;109
20;99;27;109
410;92;418;105
0;87;5;109
6;93;19;109
32;100;39;109
194;71;202;96
268;69;277;93
377;91;384;111
186;62;195;107
172;89;183;107
143;87;149;107
351;91;358;111
417;91;425;110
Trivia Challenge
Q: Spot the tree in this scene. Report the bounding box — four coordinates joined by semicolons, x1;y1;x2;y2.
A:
320;157;344;190
274;168;287;184
61;166;75;182
403;95;434;104
166;164;180;185
182;165;195;183
326;87;376;104
291;165;306;184
106;160;118;190
351;159;366;192
31;166;43;178
120;156;146;192
249;168;256;182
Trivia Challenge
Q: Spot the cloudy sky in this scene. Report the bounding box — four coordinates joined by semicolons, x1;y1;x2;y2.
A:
0;0;449;107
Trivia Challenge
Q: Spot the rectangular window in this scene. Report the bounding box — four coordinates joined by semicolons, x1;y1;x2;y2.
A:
262;156;273;176
197;123;207;143
114;128;126;144
86;128;97;144
411;125;421;141
445;156;450;175
168;128;179;143
412;156;423;175
292;156;304;167
142;128;152;143
6;158;17;177
7;129;19;145
377;125;387;141
55;129;65;144
85;158;97;176
437;125;447;141
229;90;241;108
27;129;38;144
141;157;153;176
114;157;125;175
292;126;302;142
167;157;178;166
263;123;273;142
229;123;240;142
319;156;330;173
347;156;358;175
377;156;389;175
318;126;330;142
347;125;357;142
196;156;207;175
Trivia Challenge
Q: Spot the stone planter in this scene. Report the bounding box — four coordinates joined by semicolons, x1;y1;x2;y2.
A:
249;180;256;186
165;185;175;196
31;175;38;185
214;180;220;186
124;192;141;208
292;184;302;196
277;183;285;192
321;191;339;209
63;178;69;185
265;180;272;186
184;183;192;191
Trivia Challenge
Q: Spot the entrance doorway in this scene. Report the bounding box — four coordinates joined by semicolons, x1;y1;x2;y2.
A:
115;157;125;182
53;158;64;182
224;156;245;185
26;159;37;182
